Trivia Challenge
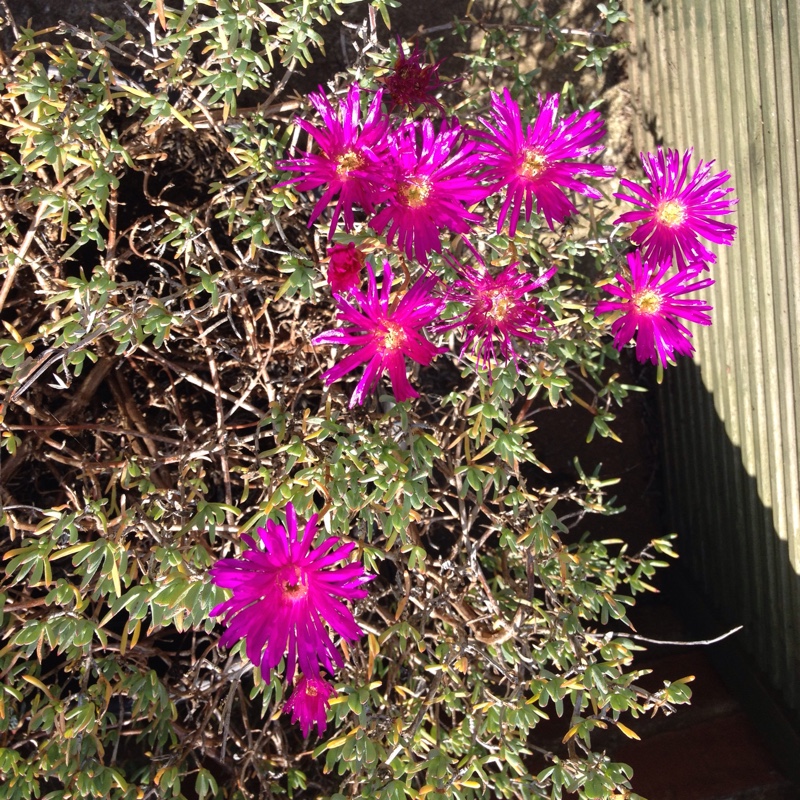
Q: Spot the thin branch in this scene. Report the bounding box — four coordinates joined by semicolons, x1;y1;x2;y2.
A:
0;202;49;314
609;625;744;647
6;423;182;445
0;0;20;41
138;345;264;417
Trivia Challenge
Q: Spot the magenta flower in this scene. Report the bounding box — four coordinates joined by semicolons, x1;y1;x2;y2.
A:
381;37;446;113
369;119;485;264
210;503;370;681
438;256;556;371
279;85;390;238
596;250;714;367
477;88;615;236
312;260;445;407
284;674;336;737
327;242;366;294
614;148;738;270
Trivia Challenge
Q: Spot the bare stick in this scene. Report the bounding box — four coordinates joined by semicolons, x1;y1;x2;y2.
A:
607;625;744;647
0;203;49;314
0;358;116;485
138;345;263;417
0;0;20;41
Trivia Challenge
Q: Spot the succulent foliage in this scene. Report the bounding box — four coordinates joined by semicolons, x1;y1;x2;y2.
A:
0;2;692;799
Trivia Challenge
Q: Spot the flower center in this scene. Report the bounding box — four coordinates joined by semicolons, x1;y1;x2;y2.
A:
381;321;407;351
280;566;308;601
656;200;686;227
336;149;364;179
398;177;432;208
520;148;548;179
305;683;319;697
485;289;513;322
634;289;663;315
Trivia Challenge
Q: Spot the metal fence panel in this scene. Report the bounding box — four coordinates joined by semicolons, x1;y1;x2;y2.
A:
628;0;800;709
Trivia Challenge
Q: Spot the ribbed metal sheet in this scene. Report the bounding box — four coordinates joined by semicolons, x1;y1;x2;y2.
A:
628;0;800;709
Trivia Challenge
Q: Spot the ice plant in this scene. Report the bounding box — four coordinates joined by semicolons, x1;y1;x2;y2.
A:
327;242;366;294
477;88;615;235
369;119;485;264
438;255;556;371
380;36;446;113
312;259;445;407
284;674;337;737
614;148;737;269
279;85;390;238
210;503;370;681
596;250;714;367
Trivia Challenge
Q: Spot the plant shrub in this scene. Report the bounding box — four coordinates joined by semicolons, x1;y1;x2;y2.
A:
0;1;734;798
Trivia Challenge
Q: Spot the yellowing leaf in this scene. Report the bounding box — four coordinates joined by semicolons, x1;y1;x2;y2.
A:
49;543;93;561
155;0;167;30
616;722;640;740
562;723;581;743
367;632;379;680
22;674;54;701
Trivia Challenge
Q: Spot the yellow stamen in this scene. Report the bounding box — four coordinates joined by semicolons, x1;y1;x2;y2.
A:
485;289;513;322
399;177;431;208
520;148;548;179
382;322;406;351
634;289;662;315
656;200;686;227
336;149;364;179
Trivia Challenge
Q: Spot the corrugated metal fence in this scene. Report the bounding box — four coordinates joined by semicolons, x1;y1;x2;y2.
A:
627;0;800;710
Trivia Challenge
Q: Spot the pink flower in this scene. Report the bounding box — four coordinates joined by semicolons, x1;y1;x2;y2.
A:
284;674;336;737
327;242;366;294
279;85;390;238
369;119;485;265
210;503;370;681
312;260;445;407
380;37;446;113
477;88;615;235
596;250;714;367
614;148;738;270
438;255;556;371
